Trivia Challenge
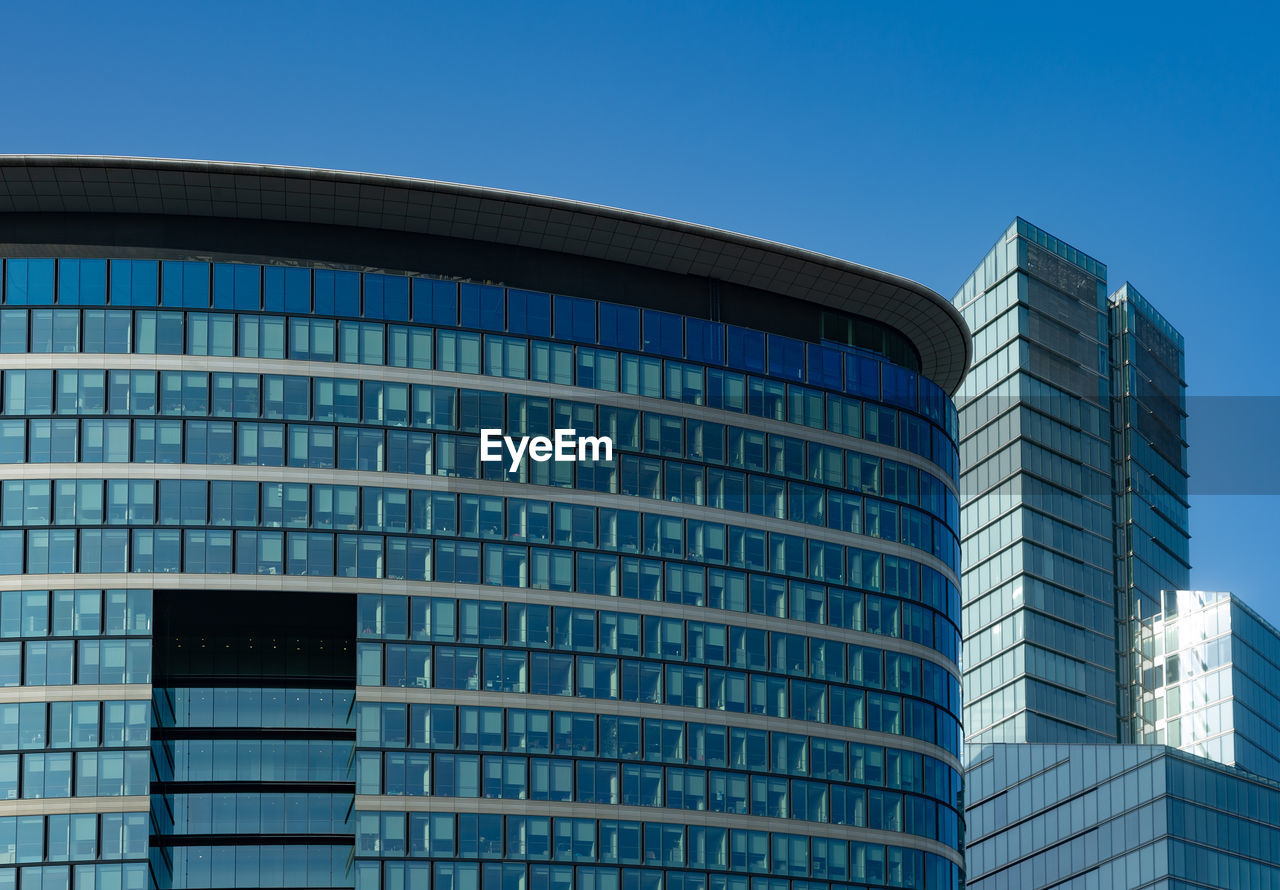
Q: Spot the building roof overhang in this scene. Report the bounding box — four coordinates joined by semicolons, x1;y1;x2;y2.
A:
0;155;970;393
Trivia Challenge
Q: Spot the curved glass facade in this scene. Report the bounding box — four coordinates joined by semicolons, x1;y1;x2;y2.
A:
0;219;963;887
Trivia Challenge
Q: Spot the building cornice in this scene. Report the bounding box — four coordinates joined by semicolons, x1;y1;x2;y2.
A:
0;155;970;393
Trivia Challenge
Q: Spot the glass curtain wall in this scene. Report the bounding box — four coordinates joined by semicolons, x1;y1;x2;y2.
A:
148;590;355;889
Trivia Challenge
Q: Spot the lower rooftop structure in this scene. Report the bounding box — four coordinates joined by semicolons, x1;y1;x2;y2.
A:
1132;589;1280;783
965;586;1280;889
965;742;1280;890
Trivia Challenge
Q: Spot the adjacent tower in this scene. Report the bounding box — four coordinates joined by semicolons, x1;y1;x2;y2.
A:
951;219;1117;744
954;222;1218;888
1109;283;1191;737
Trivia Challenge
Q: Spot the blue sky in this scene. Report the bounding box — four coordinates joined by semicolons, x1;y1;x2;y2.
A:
3;1;1278;621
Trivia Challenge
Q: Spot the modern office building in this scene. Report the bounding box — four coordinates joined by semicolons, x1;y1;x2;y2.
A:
1109;284;1191;622
951;219;1118;745
945;220;1280;887
951;221;1194;747
1110;284;1191;732
0;156;969;889
964;741;1280;889
1132;589;1280;783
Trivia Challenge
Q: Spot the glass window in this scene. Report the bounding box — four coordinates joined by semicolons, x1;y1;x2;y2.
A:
5;260;55;305
389;325;432;369
460;284;504;330
57;259;107;305
313;270;360;316
135;311;184;354
726;326;765;373
767;334;805;381
0;310;26;353
553;295;596;342
412;279;457;326
807;344;842;389
845;355;881;400
704;369;743;415
621;355;662;399
532;342;573;385
26;308;77;353
209;263;261;311
264;265;312;313
109;260;158;306
599;303;640;350
364;273;410;321
508;290;551;337
161;261;211;307
438;331;482;375
686;318;724;364
479;335;526;382
642;310;683;357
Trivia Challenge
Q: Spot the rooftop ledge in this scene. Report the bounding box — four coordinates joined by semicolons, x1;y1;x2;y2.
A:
0;155;971;394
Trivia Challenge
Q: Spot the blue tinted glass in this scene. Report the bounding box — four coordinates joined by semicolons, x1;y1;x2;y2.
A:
213;264;261;311
845;355;881;400
807;345;842;389
413;279;458;326
57;259;107;305
5;259;55;305
264;266;312;314
460;284;504;331
364;274;409;322
109;260;158;306
685;318;725;364
642;310;683;357
384;275;409;322
881;364;917;411
726;326;765;373
553;295;595;342
767;335;805;382
599;303;639;350
918;379;945;425
314;270;360;317
363;275;384;319
508;290;551;337
162;262;210;308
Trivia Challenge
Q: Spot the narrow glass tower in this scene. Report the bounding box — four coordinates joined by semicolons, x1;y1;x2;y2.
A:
952;219;1118;744
1109;283;1191;738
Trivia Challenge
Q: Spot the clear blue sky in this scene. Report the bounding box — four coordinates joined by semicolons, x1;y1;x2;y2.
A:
3;1;1277;620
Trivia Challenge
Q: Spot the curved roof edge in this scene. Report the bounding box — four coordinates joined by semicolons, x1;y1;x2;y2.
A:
0;155;971;393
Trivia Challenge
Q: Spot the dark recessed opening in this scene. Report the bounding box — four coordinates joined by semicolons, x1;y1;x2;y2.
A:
152;590;355;687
